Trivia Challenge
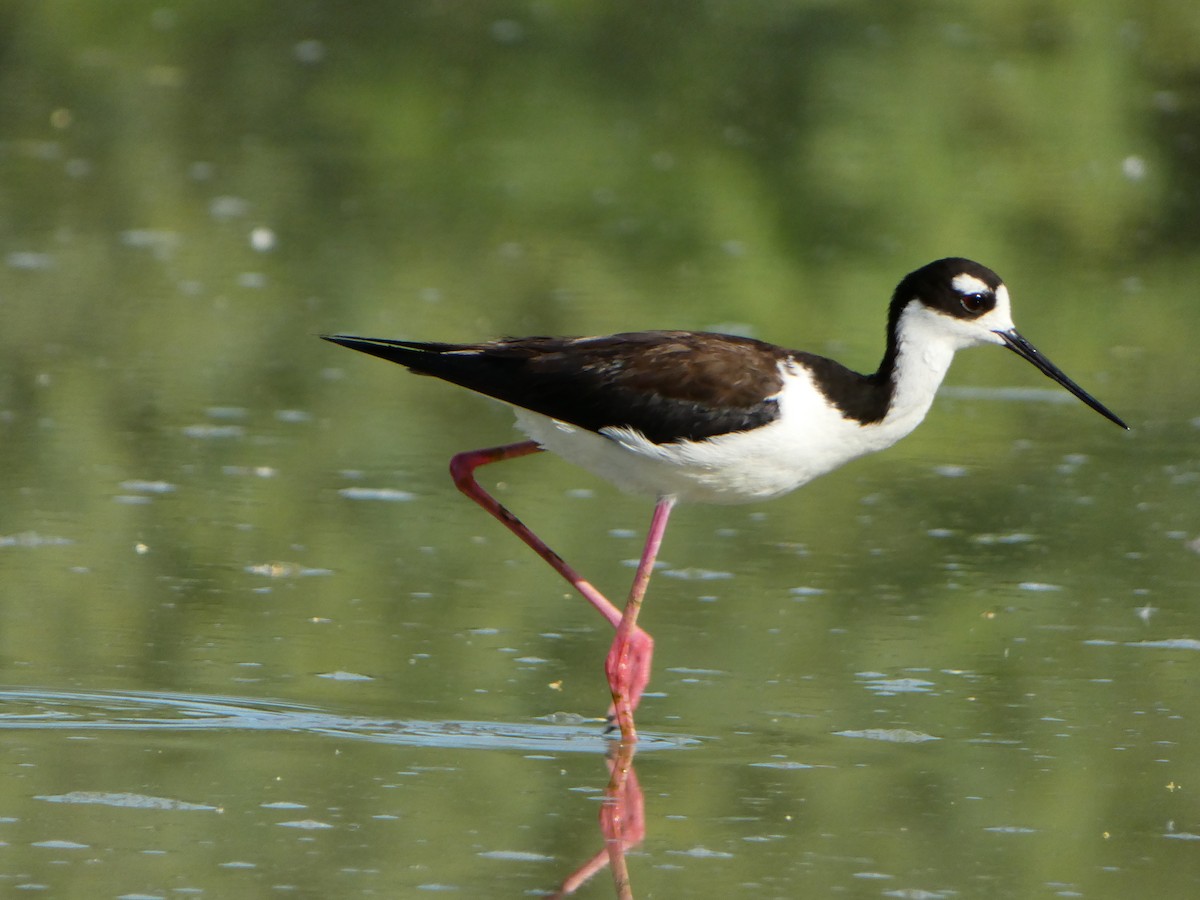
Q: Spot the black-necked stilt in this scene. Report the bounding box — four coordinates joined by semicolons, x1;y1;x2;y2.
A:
325;257;1127;741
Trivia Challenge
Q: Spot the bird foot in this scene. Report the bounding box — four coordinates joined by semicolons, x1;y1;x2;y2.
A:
603;626;654;741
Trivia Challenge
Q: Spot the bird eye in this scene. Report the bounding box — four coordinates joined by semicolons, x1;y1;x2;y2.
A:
960;292;991;313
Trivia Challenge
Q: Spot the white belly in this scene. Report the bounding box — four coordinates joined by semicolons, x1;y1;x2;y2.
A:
512;363;929;505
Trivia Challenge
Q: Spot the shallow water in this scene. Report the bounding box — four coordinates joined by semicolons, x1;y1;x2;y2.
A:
2;3;1200;898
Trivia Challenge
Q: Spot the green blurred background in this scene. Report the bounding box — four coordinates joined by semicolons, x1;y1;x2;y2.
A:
0;1;1198;897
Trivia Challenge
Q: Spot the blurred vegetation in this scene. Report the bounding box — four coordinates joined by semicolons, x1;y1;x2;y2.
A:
0;0;1194;617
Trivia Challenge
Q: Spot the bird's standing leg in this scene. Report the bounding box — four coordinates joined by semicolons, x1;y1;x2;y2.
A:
449;442;657;738
605;495;675;741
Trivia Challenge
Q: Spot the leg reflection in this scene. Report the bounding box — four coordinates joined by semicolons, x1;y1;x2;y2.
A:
549;740;643;899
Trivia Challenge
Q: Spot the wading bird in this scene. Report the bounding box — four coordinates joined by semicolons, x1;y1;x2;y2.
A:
325;258;1127;741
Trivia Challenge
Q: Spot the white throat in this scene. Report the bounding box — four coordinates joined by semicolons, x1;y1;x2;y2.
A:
883;290;1014;437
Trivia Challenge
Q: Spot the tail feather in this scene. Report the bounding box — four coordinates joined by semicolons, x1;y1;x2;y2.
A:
320;334;471;373
322;333;620;429
321;333;534;400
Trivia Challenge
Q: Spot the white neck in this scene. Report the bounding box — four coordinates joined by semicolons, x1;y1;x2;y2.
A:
884;312;958;437
881;294;1012;438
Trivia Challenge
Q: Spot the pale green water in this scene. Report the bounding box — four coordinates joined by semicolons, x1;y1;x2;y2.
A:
1;3;1199;898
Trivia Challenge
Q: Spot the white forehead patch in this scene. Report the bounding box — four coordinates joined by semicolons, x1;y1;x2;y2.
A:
951;273;991;295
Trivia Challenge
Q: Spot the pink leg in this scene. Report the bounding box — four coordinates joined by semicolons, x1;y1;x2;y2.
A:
449;442;658;739
605;495;675;742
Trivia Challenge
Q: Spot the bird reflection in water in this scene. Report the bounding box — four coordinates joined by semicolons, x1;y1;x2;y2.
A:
549;740;643;899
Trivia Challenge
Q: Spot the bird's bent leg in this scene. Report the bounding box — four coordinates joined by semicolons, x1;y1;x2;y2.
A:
450;442;630;629
605;495;675;741
450;442;660;740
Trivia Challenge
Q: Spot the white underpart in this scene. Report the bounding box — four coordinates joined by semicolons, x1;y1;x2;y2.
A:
516;361;859;504
514;280;1018;505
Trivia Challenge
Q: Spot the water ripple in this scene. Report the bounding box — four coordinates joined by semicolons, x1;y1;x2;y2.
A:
0;688;698;754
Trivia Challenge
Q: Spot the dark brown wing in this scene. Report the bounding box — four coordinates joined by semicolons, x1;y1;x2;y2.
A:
322;331;792;444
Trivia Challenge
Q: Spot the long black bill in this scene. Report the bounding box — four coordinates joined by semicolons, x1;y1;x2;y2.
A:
995;329;1128;430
